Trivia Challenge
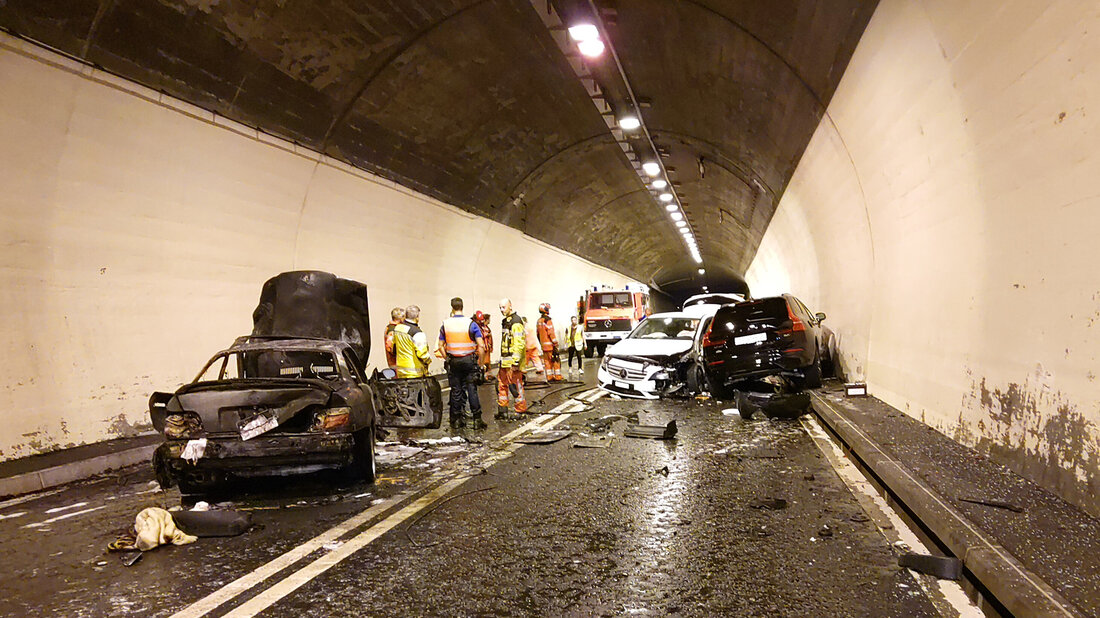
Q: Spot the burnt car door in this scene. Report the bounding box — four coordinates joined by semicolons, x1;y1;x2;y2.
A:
370;371;443;429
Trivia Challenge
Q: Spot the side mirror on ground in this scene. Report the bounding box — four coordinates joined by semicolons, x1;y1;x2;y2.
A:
815;312;827;322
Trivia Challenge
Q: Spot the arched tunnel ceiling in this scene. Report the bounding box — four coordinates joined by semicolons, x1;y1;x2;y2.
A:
0;0;877;295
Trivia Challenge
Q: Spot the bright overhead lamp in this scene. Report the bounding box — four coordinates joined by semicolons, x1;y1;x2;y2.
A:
698;269;706;275
578;38;605;58
568;23;599;42
618;116;640;130
693;255;703;264
659;193;674;202
665;204;678;212
652;179;668;189
675;220;687;227
670;211;683;221
642;161;661;176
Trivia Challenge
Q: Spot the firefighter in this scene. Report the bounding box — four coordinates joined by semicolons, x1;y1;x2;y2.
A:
537;303;562;382
393;305;431;378
383;307;405;369
565;315;585;379
496;298;527;419
437;297;485;430
522;316;546;382
473;310;493;381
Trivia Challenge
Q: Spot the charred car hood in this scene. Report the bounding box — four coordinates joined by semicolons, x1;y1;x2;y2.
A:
606;339;693;363
172;380;332;434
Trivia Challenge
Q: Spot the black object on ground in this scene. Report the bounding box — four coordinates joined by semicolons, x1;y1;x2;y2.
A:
959;497;1024;513
750;498;788;510
586;415;624;433
171;510;253;537
736;390;810;420
121;552;143;567
898;552;963;580
623;420;677;440
515;430;571;444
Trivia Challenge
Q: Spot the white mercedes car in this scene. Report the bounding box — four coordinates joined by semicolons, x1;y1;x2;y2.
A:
597;309;718;399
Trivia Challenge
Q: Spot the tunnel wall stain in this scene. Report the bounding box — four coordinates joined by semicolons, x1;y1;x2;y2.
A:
746;0;1100;515
0;37;636;463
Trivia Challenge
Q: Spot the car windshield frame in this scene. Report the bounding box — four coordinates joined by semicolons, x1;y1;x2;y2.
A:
193;348;344;383
627;316;700;340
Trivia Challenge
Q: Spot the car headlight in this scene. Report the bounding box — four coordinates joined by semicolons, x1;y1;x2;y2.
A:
312;407;351;431
653;371;670;380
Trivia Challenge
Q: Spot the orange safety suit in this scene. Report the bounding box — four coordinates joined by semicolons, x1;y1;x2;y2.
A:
537;315;562;381
497;312;528;414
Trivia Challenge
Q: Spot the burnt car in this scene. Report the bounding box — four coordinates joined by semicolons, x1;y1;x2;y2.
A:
149;271;441;493
701;294;827;396
150;336;441;493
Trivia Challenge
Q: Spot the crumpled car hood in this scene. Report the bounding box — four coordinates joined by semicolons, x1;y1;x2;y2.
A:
606;338;693;360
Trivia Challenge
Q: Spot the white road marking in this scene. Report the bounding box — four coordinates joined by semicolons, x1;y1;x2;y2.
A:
0;511;27;520
45;501;89;514
172;389;599;618
801;415;982;617
23;505;109;529
0;488;64;511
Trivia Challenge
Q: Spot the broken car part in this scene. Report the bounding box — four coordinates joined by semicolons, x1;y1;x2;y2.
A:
515;430;572;444
171;510;253;537
898;552;963;580
623;420;678;440
959;497;1025;513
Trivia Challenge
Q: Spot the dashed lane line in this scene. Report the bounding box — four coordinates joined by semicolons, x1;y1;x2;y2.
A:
171;388;601;618
23;505;109;529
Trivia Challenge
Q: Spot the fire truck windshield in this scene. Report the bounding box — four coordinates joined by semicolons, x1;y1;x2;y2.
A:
590;292;632;309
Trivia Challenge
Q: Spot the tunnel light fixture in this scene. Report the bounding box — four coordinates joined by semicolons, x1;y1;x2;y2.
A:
578;39;605;58
642;161;661;176
698;268;706;275
676;220;687;228
659;193;674;202
568;23;600;42
670;211;683;221
665;204;678;212
618;115;641;130
652;179;668;189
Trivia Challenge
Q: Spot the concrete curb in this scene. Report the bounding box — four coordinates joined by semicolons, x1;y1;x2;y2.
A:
0;444;157;499
811;393;1082;618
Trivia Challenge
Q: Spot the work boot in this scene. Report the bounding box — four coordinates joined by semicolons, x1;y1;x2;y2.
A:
467;414;487;430
495;406;511;420
449;414;466;429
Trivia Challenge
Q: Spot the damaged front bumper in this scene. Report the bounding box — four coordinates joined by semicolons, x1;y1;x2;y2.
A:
597;357;684;399
155;432;355;485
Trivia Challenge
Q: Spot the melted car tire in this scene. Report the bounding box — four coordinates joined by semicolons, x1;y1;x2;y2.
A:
351;425;377;483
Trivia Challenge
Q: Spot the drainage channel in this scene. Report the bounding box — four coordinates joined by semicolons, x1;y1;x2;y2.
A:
808;392;1081;618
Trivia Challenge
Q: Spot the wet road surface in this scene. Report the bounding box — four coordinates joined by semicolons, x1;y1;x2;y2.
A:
0;368;954;617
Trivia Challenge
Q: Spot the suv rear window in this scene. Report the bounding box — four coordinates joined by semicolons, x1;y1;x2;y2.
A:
709;298;789;337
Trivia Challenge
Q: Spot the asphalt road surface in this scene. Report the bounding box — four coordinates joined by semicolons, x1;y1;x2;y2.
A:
0;366;967;617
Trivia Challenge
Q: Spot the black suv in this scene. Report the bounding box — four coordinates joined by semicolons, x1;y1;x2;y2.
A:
701;294;826;395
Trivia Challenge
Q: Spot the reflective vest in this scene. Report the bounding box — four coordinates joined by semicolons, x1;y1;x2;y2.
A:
442;316;477;357
537;316;557;351
393;321;430;378
499;313;526;369
567;325;584;350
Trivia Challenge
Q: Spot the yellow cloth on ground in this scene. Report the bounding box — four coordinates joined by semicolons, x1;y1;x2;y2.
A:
135;507;198;551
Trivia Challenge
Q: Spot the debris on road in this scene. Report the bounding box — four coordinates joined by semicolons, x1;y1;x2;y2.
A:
818;523;833;537
375;444;425;464
408;436;467;447
172;509;253;537
516;430;571;444
624;420;677;440
656;465;670;477
736;390;811;420
898;552;963;580
109;507;198;552
586;414;625;433
574;435;614;448
721;408;741;417
849;512;870;523
750;498;788;510
121;552;143;567
959;497;1024;513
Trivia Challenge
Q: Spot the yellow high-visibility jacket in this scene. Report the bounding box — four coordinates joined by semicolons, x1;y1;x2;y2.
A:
393;320;431;378
499;313;526;369
566;324;585;350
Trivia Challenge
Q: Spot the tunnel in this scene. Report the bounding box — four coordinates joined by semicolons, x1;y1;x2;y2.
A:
0;0;1097;615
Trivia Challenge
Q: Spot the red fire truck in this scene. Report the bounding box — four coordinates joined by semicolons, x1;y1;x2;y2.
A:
577;285;651;357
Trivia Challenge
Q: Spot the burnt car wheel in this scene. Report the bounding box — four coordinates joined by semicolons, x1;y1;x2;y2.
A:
790;355;823;391
351;425;377;482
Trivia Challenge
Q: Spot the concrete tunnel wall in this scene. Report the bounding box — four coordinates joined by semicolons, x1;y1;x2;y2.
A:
0;36;637;462
746;0;1100;516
